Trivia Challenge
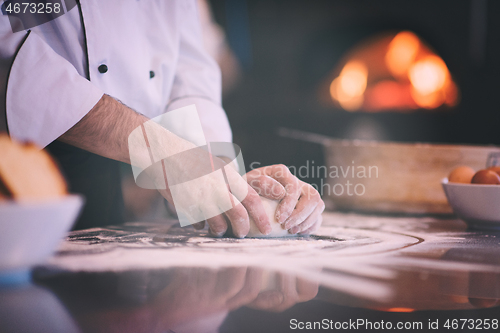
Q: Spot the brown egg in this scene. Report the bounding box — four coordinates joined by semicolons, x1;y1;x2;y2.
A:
471;169;500;185
487;166;500;176
448;166;475;184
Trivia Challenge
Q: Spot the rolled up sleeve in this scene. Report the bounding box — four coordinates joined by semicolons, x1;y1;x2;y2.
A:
5;31;103;148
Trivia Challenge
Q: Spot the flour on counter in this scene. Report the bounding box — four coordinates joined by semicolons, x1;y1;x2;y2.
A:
45;212;500;302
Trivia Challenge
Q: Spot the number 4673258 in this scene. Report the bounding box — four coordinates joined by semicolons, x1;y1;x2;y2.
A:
4;2;62;15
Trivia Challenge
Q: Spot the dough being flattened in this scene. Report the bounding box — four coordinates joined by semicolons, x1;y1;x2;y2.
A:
247;196;296;238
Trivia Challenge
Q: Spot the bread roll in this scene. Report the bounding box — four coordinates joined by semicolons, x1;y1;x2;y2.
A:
0;134;67;200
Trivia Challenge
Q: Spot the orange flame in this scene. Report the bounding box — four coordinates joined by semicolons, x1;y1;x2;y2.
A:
329;30;459;111
386;307;415;313
386;31;420;78
408;55;453;109
330;60;368;111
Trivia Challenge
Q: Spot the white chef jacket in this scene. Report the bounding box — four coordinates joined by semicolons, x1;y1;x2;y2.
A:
0;0;232;148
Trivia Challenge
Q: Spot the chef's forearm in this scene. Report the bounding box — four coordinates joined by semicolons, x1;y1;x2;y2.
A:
59;94;199;171
59;94;148;164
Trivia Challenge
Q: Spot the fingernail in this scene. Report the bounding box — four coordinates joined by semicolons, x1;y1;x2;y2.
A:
264;226;272;235
289;226;299;234
269;292;284;304
210;229;225;238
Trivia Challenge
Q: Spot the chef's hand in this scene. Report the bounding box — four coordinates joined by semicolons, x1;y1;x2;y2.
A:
150;151;272;238
246;271;319;312
152;267;250;326
246;164;325;234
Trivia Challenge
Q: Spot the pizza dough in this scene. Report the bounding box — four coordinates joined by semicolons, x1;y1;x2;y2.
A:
247;196;296;238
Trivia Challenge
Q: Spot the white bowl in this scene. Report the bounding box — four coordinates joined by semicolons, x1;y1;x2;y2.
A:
442;179;500;230
0;195;84;273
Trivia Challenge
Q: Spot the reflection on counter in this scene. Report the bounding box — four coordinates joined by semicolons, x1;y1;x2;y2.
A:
4;212;492;332
35;267;317;333
0;282;79;333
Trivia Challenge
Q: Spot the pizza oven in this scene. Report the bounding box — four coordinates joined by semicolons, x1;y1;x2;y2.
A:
211;0;500;182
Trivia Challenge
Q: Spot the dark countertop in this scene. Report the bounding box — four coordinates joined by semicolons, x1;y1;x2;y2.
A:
1;212;500;332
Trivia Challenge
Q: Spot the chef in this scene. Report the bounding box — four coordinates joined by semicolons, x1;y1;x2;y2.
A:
0;0;324;236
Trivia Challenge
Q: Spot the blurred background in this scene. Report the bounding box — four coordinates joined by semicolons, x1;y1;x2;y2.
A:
124;0;500;219
207;0;499;183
